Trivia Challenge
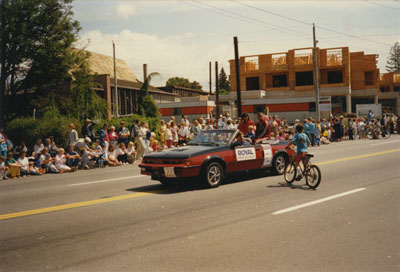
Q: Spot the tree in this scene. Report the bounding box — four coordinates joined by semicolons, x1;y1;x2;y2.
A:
70;50;108;120
0;0;83;125
218;67;231;93
166;77;203;90
386;42;400;73
138;72;161;118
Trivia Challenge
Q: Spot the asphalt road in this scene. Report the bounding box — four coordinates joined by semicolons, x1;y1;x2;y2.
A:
1;136;399;272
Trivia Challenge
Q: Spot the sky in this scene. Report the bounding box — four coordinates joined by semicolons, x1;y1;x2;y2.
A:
72;0;400;91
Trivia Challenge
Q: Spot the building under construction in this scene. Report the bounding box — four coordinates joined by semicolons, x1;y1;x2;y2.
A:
228;46;400;115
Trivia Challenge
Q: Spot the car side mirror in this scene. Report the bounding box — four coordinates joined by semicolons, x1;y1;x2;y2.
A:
231;141;241;149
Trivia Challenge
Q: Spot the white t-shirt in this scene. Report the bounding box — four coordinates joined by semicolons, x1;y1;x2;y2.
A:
18;157;29;171
179;127;190;138
165;128;173;141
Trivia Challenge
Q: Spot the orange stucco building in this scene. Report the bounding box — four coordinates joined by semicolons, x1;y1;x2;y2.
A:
229;47;399;114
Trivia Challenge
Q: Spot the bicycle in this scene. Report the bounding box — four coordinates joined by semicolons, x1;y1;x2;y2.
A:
284;152;321;189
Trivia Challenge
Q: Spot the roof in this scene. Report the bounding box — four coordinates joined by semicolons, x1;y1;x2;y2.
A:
87;51;139;82
159;85;209;95
111;79;177;96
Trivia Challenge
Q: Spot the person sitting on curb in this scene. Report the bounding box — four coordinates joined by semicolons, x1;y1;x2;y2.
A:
0;155;9;180
54;148;72;174
66;145;80;171
5;152;20;178
39;148;58;173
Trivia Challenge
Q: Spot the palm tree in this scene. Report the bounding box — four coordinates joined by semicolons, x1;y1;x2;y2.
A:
137;72;161;117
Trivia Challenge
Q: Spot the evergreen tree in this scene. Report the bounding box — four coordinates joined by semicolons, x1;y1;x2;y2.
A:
386;42;400;73
218;67;231;93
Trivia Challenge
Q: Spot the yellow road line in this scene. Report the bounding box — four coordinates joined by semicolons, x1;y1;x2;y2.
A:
315;148;400;166
0;191;161;220
1;148;399;220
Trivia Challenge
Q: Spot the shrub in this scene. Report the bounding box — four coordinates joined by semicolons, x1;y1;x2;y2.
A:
6;116;81;151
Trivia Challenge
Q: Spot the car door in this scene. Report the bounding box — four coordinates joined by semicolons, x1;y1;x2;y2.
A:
227;144;264;173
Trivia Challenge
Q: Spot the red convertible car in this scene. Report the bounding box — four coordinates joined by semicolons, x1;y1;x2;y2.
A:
139;129;295;188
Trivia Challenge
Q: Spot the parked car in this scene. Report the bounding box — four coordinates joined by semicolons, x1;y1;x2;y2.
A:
139;130;295;188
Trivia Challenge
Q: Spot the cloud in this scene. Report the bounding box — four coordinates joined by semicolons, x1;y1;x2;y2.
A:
80;29;231;91
116;3;135;20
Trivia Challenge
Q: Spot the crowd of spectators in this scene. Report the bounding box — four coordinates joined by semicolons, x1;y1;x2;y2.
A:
0;111;399;180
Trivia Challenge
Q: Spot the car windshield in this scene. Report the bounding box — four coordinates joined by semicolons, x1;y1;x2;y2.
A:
188;130;237;146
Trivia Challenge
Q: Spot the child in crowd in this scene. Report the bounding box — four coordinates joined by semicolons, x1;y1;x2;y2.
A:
116;143;128;164
269;132;275;140
127;142;136;164
106;145;121;167
0;155;9;180
5;152;20;178
313;122;321;146
165;123;173;148
244;125;255;142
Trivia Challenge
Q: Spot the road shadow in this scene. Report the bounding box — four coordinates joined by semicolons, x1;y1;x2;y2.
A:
126;170;279;194
267;181;313;191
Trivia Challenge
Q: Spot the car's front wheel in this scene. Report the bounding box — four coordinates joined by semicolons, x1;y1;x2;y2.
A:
273;154;287;175
203;162;224;188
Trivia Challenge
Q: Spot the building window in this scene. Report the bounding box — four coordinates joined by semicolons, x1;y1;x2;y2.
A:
327;70;343;84
272;74;288;87
380;86;390;92
295;71;314;86
173;108;182;115
246;77;260;90
245;56;259;71
255;105;265;114
394;86;400;92
365;71;374;86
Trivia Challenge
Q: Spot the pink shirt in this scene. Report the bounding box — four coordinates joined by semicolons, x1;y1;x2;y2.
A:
55;154;66;166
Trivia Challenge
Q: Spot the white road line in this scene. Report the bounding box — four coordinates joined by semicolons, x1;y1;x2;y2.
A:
68;175;143;186
371;140;400;146
272;188;366;215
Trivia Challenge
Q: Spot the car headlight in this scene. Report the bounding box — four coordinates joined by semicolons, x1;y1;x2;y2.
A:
184;160;192;166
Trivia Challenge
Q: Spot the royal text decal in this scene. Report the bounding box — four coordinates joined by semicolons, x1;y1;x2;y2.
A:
235;147;256;161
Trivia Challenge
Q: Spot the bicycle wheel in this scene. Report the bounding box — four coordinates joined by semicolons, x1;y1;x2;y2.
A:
284;162;296;184
305;165;321;189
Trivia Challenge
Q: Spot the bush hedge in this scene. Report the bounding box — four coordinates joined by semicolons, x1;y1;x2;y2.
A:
5;114;160;151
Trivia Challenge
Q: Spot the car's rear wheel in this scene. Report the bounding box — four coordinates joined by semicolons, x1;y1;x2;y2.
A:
203;162;224;188
273;154;287;175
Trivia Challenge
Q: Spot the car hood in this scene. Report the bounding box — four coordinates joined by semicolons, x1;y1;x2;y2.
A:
144;145;228;159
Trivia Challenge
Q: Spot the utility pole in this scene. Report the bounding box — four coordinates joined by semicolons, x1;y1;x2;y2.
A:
209;61;212;94
113;41;119;117
215;61;220;119
313;23;320;121
143;64;148;82
234;36;242;118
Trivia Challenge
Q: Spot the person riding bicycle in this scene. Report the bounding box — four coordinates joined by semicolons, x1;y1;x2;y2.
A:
286;124;311;181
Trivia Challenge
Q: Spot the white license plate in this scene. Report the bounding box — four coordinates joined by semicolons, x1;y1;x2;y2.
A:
164;167;176;178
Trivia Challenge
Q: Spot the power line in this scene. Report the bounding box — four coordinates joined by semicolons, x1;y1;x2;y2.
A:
362;0;400;11
232;0;393;47
191;0;312;40
230;0;311;26
178;1;277;32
